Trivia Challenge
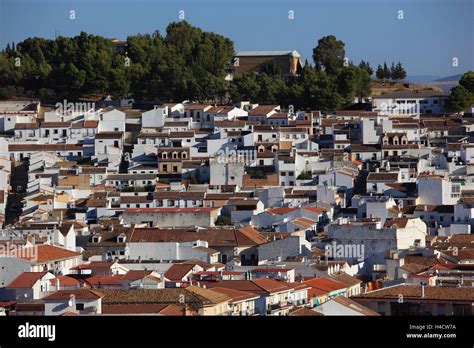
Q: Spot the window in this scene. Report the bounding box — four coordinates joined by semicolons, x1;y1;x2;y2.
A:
172;166;178;173
451;184;461;198
75;303;84;311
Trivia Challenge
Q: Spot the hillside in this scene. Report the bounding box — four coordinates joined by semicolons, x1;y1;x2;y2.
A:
371;80;444;97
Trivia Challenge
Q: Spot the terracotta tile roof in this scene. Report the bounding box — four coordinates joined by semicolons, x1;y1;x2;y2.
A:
183;103;211;111
303;206;326;214
84;120;99;128
329;273;362;287
99;287;228;306
102;303;184;315
15;122;39;129
95;131;123;139
289;307;324;316
248;105;279;116
84;275;124;287
154;191;205;199
52;275;81;287
6;245;81;264
164;264;195;281
73;261;116;270
250;278;291;293
401;263;431;274
383;217;410;229
303;277;347;293
9;144;83;152
185;285;230;303
205;279;291;295
40;121;71;128
209;287;259;303
367;172;399;181
121;270;156;282
129;227;266;247
6;272;49;288
42;289;105;301
266;207;298;215
354;284;474;302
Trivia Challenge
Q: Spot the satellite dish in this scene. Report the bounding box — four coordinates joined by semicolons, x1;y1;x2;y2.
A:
402;274;408;279
68;294;75;307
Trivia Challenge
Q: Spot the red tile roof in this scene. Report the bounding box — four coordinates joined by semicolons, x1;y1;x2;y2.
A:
42;289;105;301
303;277;347;293
164;264;195;282
84;275;124;287
211;287;259;303
6;245;81;263
6;272;49;289
266;207;298;215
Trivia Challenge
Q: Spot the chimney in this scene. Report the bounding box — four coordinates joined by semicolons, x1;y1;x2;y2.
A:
55;277;60;290
421;283;425;298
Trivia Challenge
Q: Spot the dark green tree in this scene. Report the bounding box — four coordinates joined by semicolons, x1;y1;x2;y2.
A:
459;71;474;93
445;85;471;113
312;35;345;75
358;60;373;76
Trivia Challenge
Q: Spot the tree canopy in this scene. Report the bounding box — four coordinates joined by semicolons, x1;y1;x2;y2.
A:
0;28;376;113
0;21;234;102
445;71;474;113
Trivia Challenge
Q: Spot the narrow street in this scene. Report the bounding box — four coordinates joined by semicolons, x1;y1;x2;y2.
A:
5;159;28;225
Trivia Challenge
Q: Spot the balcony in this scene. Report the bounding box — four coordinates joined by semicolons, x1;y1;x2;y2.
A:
230;309;256;316
266;302;290;315
373;264;387;272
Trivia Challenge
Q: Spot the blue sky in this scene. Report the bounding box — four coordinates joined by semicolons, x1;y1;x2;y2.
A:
0;0;472;78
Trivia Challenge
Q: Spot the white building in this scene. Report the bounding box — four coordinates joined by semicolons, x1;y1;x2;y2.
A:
373;90;448;116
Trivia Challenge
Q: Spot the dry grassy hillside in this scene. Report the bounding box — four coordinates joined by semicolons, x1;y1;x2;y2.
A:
371;80;444;97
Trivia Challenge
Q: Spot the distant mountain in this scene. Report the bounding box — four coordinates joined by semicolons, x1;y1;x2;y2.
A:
431;74;464;83
406;75;443;83
424;73;464;93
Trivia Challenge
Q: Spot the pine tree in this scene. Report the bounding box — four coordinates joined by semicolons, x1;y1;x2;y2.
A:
376;64;384;80
390;62;396;81
395;62;406;81
359;60;374;76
